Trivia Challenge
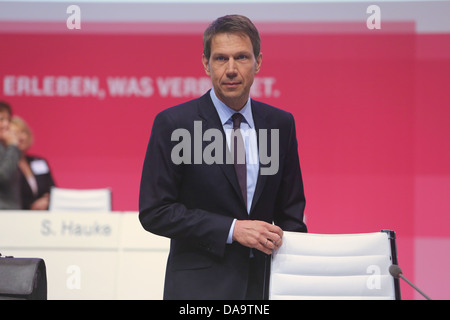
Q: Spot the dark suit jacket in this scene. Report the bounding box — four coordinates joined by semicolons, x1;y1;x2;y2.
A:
20;155;55;210
139;91;306;300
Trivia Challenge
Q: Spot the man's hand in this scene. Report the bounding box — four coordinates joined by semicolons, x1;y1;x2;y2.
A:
232;220;283;255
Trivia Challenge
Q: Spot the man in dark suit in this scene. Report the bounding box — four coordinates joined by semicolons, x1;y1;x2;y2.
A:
139;15;306;300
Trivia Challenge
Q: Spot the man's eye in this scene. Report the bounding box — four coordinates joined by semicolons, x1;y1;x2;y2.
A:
237;55;248;60
216;56;227;61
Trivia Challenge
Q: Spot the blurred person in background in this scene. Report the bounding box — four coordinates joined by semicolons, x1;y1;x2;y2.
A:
10;116;56;210
0;101;21;210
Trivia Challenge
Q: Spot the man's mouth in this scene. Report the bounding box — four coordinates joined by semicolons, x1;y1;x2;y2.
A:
223;82;241;88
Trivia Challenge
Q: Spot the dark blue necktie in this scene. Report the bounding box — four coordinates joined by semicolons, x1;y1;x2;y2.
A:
232;113;247;207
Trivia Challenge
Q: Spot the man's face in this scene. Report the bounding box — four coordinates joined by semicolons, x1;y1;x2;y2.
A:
202;32;262;111
0;110;11;141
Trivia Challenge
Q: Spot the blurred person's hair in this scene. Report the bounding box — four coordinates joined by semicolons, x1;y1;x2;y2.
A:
11;116;34;149
0;101;12;116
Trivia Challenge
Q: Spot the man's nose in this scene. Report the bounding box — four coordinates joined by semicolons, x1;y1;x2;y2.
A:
226;58;238;78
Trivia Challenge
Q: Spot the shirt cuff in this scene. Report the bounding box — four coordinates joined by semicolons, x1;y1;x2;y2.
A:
226;219;237;244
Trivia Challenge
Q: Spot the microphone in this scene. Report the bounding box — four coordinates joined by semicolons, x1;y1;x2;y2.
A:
389;264;432;300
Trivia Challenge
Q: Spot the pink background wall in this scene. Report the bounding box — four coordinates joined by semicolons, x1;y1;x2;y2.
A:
1;1;449;300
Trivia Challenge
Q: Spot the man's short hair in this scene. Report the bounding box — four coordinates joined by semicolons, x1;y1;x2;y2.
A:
203;14;261;60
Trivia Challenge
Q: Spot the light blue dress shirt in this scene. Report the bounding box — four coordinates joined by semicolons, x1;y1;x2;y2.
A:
209;88;259;244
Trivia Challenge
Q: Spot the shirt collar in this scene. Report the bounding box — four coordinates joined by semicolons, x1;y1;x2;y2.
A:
210;88;255;129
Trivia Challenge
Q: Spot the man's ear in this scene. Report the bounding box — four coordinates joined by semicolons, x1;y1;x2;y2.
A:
255;52;262;74
202;54;211;76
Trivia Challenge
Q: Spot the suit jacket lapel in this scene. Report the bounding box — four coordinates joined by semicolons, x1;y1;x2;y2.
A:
249;100;269;216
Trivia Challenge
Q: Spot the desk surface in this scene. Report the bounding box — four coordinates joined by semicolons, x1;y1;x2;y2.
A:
0;211;169;300
0;211;169;250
